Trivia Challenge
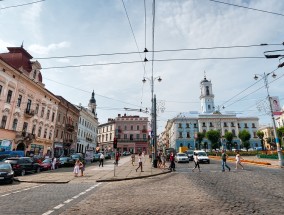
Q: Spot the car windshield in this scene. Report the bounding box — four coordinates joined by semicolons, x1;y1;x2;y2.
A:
42;159;51;163
187;151;194;155
0;163;11;170
198;152;207;156
71;154;80;159
60;157;67;161
177;153;186;156
5;159;18;164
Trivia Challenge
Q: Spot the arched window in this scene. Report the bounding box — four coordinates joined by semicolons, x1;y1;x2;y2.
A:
12;118;18;130
38;127;42;138
232;129;236;136
180;143;183;147
206;86;210;95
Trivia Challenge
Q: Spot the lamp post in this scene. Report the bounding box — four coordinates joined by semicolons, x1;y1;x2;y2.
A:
254;72;283;167
142;76;162;164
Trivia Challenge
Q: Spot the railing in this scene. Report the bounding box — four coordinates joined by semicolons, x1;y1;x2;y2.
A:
24;109;35;118
66;124;75;132
117;138;148;143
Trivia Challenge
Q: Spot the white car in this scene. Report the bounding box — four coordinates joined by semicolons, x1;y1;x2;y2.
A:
175;153;189;163
194;150;210;164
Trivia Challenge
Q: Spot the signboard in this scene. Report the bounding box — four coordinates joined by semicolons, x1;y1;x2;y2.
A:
85;149;93;162
270;96;282;115
0;139;13;151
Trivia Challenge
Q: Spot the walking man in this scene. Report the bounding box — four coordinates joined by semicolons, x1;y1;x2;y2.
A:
99;153;104;167
192;152;200;172
136;152;144;172
221;150;231;172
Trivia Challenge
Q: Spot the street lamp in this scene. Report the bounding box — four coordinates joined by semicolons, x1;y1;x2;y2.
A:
254;72;283;167
142;76;162;164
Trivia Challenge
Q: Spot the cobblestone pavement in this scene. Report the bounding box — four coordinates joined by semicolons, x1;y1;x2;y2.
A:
60;160;284;215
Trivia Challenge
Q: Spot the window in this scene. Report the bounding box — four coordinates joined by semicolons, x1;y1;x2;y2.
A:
44;129;47;138
35;104;39;114
124;125;127;130
186;123;189;128
12;118;18;130
124;134;127;139
136;134;140;139
6;90;12;103
252;123;256;128
245;123;248;128
131;125;133;130
178;123;182;128
0;85;2;95
209;122;213;127
17;95;22;107
137;125;139;130
208;104;211;110
143;134;146;139
41;107;45;117
187;132;190;138
194;123;197;128
231;122;234;127
22;122;28;132
224;122;227;127
110;133;112;140
46;109;50;120
51;112;55;122
232;129;236;136
238;123;240;128
202;122;206;127
179;132;182;138
206;86;210;95
38;127;42;137
56;129;59;138
49;130;52;139
26;99;32;112
32;124;36;134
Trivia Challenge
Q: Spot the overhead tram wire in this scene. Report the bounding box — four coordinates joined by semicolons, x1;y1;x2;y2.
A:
209;0;284;17
0;0;45;10
41;56;266;70
34;43;281;60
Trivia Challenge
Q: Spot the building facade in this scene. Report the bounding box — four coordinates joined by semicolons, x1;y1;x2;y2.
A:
161;76;260;151
76;91;98;154
0;46;59;156
97;118;115;152
53;96;80;157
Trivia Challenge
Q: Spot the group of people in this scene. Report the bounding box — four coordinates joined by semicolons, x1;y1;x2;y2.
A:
73;159;86;177
192;150;244;172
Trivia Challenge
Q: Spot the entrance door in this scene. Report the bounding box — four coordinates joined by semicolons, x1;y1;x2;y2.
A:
16;142;25;151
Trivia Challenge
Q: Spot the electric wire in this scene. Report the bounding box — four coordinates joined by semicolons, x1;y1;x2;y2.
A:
41;56;266;69
0;0;45;10
209;0;284;17
34;43;281;60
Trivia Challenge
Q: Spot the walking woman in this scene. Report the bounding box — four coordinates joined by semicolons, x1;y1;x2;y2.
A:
235;151;244;169
136;152;144;172
192;152;200;172
73;159;81;177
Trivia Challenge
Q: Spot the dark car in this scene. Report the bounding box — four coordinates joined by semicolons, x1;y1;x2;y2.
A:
0;154;12;162
59;157;75;167
0;162;14;184
5;157;41;176
185;150;194;161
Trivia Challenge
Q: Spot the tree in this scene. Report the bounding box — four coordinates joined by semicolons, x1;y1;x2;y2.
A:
224;131;234;151
195;132;205;150
256;131;264;150
238;130;251;151
206;130;221;151
277;126;284;147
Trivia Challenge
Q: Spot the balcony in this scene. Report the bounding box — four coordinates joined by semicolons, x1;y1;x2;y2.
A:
117;138;148;143
15;131;35;143
24;109;35;118
142;129;148;133
86;137;93;142
66;124;75;132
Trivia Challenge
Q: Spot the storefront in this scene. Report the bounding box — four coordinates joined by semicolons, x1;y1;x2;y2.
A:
30;144;44;156
54;142;64;158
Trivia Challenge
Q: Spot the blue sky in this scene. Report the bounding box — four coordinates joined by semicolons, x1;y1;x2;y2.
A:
1;0;284;132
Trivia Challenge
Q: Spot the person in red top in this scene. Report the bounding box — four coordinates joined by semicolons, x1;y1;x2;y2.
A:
115;151;120;166
169;152;176;171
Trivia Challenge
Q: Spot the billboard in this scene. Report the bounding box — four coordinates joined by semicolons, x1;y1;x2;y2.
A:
270;96;282;115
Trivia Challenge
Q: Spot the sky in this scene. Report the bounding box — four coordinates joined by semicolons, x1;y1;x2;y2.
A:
1;0;284;133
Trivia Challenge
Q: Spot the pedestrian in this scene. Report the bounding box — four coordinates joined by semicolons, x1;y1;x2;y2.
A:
80;159;85;176
168;152;175;171
99;153;104;167
131;153;135;166
235;151;244;169
115;151;120;166
192;152;201;172
51;157;56;170
73;159;81;177
136;152;144;172
221;150;231;172
161;153;166;169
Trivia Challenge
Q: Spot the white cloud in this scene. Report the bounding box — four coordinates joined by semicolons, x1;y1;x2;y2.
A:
28;41;71;56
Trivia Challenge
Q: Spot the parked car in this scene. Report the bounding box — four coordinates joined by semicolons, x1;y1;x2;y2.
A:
104;153;111;159
122;151;131;156
0;154;12;162
39;158;60;171
194;150;210;164
184;150;194;161
59;157;75;167
71;153;84;162
175;153;190;163
93;153;101;162
0;162;14;184
5;157;41;176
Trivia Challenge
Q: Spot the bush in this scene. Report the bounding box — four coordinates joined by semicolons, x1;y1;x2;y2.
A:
259;154;284;159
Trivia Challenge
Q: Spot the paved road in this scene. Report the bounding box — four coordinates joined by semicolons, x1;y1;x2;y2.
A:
0;159;283;215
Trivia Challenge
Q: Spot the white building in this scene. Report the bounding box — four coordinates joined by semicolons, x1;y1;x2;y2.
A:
162;75;260;151
76;91;98;154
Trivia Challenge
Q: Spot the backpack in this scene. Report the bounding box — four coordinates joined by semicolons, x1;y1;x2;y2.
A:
221;153;227;160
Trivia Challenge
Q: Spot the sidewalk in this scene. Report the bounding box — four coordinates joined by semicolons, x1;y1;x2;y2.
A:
15;155;170;184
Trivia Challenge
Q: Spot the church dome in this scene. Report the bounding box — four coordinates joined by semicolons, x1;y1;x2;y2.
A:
200;77;209;83
89;90;96;104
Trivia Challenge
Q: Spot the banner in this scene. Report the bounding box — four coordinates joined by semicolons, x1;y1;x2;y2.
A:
270;96;282;115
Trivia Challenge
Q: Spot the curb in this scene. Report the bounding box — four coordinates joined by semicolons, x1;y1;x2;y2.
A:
96;170;171;182
14;178;71;184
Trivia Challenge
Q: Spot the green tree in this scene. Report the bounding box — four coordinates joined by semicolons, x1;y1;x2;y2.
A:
238;130;251;151
224;131;234;151
256;130;264;150
206;130;221;151
195;132;205;150
277;126;284;147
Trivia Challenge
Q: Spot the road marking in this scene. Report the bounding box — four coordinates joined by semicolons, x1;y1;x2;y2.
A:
12;190;21;193
0;184;46;198
1;193;11;197
79;191;86;195
42;210;54;215
64;199;73;204
53;204;64;209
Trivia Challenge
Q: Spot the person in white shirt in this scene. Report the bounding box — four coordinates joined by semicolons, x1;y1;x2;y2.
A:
99;153;105;167
136;153;144;172
192;152;200;172
52;157;56;170
235;151;244;169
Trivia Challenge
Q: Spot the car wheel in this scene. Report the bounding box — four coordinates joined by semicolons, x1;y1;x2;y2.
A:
21;169;26;176
9;179;14;184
